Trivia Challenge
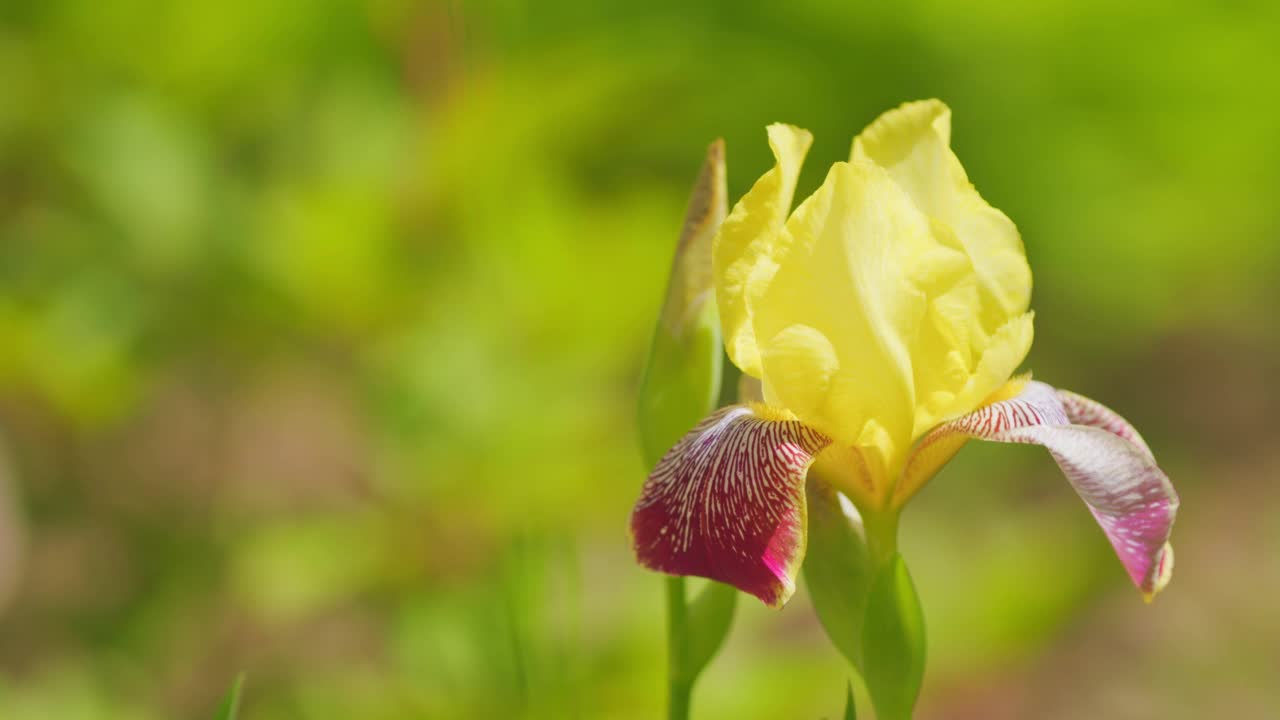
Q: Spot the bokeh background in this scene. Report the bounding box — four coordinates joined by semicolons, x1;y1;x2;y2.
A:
1;1;1278;718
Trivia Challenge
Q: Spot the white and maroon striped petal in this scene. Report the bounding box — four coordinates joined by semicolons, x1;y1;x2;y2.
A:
631;405;831;607
1058;389;1154;457
905;381;1179;599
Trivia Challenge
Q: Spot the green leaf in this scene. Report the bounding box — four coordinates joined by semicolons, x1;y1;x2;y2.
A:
682;580;738;681
803;480;873;670
861;555;926;720
843;679;858;720
214;673;245;720
637;139;727;467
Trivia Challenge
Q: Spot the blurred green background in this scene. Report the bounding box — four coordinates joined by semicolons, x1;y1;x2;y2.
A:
1;1;1278;718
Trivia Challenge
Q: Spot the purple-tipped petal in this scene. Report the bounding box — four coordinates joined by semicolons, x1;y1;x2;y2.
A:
907;381;1179;598
631;405;831;607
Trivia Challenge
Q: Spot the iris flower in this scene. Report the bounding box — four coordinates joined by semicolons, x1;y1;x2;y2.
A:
631;100;1179;608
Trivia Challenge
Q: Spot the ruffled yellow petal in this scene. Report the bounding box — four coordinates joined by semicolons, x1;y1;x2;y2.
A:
714;123;812;379
751;160;933;481
852;100;1034;437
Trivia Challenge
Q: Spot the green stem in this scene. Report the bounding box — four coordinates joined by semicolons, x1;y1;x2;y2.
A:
666;576;692;720
864;508;900;569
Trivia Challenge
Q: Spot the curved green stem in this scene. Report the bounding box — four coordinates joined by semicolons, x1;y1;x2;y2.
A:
666;576;692;720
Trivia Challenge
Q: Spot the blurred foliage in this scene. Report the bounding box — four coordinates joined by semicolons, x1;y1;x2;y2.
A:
0;0;1278;718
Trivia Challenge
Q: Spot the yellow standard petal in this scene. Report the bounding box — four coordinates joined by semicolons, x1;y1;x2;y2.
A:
714;123;812;379
750;159;936;486
852;99;1034;439
717;106;1035;499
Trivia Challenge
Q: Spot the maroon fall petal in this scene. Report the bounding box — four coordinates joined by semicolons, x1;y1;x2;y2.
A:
631;405;831;607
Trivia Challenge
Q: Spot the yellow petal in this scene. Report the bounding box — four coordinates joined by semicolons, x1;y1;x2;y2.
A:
852;100;1034;437
714;123;813;379
759;324;838;422
751;160;933;481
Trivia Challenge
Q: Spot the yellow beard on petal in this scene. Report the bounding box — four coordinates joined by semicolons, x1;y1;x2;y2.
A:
747;402;800;423
982;372;1033;407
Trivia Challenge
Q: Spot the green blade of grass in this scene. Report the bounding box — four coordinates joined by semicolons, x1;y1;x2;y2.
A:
214;673;245;720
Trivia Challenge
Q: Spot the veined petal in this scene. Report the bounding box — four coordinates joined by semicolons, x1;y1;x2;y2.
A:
897;380;1065;506
1058;389;1154;457
714;124;813;380
900;381;1179;598
630;404;831;607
